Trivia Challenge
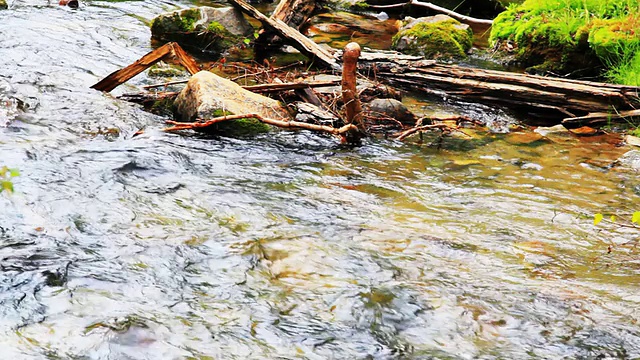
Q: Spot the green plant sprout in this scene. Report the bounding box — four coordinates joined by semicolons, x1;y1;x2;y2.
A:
0;166;19;193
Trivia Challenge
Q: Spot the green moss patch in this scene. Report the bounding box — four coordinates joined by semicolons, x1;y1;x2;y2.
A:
150;8;200;34
205;109;270;136
392;18;473;59
490;0;640;84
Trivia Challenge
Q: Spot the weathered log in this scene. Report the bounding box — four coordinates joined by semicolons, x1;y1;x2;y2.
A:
227;0;339;70
358;55;640;124
91;42;199;92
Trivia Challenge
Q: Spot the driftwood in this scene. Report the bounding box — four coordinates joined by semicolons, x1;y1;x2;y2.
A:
227;0;339;70
91;42;199;92
161;113;357;135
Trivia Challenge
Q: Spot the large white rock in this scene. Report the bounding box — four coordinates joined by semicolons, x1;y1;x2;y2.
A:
174;71;291;123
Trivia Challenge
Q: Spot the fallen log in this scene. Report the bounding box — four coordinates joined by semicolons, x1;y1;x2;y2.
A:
227;0;339;70
357;55;640;125
91;42;199;92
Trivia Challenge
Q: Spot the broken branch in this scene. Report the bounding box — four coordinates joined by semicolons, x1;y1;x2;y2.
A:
227;0;340;70
162;113;358;135
91;42;199;92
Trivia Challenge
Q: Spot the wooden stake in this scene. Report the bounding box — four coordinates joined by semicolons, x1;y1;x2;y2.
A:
342;42;363;127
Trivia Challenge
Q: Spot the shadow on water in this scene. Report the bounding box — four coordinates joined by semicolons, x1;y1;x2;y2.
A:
1;0;640;359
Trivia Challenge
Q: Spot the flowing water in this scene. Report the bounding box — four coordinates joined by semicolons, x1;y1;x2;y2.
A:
1;1;640;359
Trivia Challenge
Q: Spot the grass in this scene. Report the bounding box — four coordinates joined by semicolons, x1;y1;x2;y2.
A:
490;0;640;84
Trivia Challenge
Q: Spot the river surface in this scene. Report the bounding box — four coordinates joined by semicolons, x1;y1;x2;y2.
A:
1;1;640;359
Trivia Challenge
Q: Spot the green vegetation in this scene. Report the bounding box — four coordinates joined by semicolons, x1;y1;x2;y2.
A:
150;8;200;34
351;1;370;11
177;8;200;32
208;109;270;136
490;0;640;84
0;166;19;193
392;18;473;59
206;21;226;35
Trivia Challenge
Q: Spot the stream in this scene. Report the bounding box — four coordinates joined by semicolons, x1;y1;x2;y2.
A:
1;0;640;359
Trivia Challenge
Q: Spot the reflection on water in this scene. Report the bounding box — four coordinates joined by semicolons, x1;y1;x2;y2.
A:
1;0;640;359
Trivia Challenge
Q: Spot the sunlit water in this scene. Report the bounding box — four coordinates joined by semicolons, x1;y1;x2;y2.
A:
1;1;640;359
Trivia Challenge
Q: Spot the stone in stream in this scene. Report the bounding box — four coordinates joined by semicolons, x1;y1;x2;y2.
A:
615;150;640;171
173;71;290;136
364;98;417;125
391;15;473;59
150;7;253;56
0;0;7;9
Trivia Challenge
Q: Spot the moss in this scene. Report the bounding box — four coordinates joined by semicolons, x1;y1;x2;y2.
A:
392;19;473;58
351;1;370;11
206;21;226;35
490;0;640;84
147;64;187;78
207;109;270;136
150;97;175;117
178;8;200;32
150;8;200;35
150;9;244;58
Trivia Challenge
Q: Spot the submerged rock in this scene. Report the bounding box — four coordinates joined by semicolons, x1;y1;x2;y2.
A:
615;150;640;171
364;98;416;125
174;71;290;136
533;124;569;137
534;124;576;143
391;15;473;59
150;7;253;56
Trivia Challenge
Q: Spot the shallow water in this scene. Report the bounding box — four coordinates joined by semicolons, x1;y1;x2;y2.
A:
1;1;640;359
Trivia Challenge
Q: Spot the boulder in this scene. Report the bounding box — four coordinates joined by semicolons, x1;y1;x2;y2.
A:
0;0;7;9
174;71;291;136
391;15;473;59
150;7;253;56
364;98;416;125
